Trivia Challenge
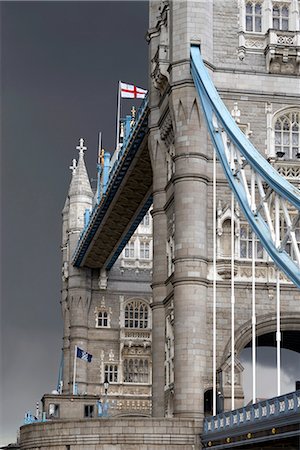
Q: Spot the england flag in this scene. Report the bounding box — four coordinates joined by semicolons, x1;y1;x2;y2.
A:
76;346;92;363
120;82;147;99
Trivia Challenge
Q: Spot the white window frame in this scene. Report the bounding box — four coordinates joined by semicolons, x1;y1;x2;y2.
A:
124;300;149;329
141;212;150;227
104;364;118;383
140;241;150;259
239;223;266;260
274;110;300;159
269;107;300;159
245;1;263;32
272;2;290;30
124;240;135;259
97;311;108;327
123;358;149;384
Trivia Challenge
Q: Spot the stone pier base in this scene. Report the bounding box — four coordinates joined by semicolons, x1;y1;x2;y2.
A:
19;418;203;449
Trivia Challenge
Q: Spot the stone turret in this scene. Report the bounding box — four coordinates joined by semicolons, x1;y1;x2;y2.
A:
61;138;93;394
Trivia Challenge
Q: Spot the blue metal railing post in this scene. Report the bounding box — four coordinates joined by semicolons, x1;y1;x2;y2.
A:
102;152;111;194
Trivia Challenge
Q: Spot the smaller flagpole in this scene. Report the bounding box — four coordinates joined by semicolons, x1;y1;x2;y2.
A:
73;345;77;395
116;81;121;151
97;132;102;204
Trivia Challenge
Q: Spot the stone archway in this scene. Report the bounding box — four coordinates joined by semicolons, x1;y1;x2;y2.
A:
218;312;300;411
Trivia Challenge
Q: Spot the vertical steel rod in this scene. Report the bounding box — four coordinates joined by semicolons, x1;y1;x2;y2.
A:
213;148;217;416
231;191;235;410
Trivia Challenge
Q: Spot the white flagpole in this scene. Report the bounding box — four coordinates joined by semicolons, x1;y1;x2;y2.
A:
212;148;217;416
251;171;256;404
97;132;102;204
116;81;121;151
73;345;77;395
231;191;235;410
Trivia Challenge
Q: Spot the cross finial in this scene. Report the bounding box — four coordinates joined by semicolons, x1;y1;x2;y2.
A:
76;137;87;156
69;158;77;174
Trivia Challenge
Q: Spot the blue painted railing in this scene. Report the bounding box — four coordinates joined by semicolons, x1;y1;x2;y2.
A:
203;390;300;434
24;411;47;425
107;94;149;187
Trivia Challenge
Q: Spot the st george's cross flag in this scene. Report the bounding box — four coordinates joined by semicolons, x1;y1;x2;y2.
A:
76;346;92;363
120;82;147;99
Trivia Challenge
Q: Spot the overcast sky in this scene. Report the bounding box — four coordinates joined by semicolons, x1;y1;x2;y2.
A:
1;1;148;444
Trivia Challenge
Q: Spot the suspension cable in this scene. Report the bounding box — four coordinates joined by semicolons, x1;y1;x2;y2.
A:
213;148;217;416
251;170;256;404
275;195;281;396
231;193;235;410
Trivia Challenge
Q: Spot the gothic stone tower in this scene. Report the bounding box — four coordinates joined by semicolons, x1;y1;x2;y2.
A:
55;139;154;418
19;1;300;448
148;0;300;421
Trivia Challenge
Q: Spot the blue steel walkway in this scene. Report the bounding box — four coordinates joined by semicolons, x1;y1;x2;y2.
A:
73;96;152;270
202;390;300;448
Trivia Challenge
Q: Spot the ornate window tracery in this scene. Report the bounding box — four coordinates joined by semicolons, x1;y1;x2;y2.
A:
140;241;150;259
273;4;289;30
245;2;262;32
141;212;150;227
274;111;300;159
97;311;108;327
124;240;135;258
240;223;265;259
123;358;149;383
95;299;111;328
124;300;149;329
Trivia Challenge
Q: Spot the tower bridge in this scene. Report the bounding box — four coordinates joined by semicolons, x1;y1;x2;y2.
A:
19;1;300;449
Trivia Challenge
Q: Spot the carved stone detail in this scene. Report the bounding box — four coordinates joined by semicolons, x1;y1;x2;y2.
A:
265;30;300;75
150;1;170;93
160;112;174;146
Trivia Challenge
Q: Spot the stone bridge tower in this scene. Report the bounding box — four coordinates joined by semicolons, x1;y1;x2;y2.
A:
148;0;300;421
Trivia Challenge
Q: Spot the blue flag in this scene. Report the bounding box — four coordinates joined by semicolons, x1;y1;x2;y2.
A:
76;347;92;363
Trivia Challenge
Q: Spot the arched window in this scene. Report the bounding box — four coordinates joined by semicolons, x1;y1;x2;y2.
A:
274;111;300;159
123;358;149;383
140;241;150;259
245;2;262;32
273;4;289;30
141;212;150;226
97;311;108;327
124;241;135;258
124;300;149;328
240;223;264;260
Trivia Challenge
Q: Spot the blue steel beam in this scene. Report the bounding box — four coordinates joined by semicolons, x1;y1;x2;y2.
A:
72;97;150;268
190;44;300;288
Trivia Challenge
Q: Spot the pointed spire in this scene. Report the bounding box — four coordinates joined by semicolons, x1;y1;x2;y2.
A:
69;138;93;198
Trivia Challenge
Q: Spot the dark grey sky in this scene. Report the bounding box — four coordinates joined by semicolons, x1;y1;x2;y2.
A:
1;1;148;444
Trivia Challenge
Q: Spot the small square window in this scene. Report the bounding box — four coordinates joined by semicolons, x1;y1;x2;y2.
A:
49;403;60;418
84;405;94;418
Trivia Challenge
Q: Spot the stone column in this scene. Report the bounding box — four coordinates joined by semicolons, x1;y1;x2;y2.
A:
68;266;91;394
165;0;213;420
149;133;168;417
171;85;209;419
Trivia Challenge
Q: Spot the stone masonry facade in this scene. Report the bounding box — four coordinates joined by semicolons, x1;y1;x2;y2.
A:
20;1;300;449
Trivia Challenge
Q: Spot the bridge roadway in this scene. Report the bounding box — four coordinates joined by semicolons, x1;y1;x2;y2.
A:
201;390;300;449
73;97;152;270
